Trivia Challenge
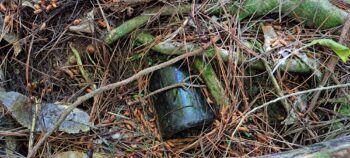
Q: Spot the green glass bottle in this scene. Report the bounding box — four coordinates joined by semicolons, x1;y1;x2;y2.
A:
150;64;215;139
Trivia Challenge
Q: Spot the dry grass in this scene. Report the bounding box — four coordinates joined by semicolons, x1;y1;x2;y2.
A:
0;0;350;157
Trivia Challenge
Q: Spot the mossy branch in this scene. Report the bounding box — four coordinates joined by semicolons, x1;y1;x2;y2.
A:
105;0;347;45
136;32;316;73
104;5;192;45
104;15;151;45
193;58;229;106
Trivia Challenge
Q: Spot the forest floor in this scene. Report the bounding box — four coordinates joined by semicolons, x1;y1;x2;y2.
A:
1;0;350;157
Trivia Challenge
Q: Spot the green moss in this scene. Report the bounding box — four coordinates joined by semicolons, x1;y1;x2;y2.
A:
106;0;347;45
136;32;314;74
238;0;279;19
282;0;347;29
105;5;193;45
231;0;346;29
193;58;229;106
136;32;155;44
136;32;223;57
104;15;151;45
294;59;309;72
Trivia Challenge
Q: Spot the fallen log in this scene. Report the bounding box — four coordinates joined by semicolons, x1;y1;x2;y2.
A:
258;135;350;158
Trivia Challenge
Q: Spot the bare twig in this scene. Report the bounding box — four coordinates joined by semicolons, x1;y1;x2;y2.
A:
26;42;211;158
0;131;28;137
96;0;111;31
261;58;291;113
28;98;40;152
128;82;205;105
145;82;204;98
330;75;350;102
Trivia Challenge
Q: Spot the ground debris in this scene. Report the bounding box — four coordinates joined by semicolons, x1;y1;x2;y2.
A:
2;0;350;157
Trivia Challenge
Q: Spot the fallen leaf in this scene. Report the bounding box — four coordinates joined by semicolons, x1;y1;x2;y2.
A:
0;91;94;134
308;39;350;62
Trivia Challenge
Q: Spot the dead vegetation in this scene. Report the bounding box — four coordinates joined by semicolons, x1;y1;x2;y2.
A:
0;0;350;157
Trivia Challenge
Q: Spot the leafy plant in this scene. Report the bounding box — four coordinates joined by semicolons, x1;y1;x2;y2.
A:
306;39;350;62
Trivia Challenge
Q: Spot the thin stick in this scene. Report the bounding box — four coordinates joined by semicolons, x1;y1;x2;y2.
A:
25;34;35;86
128;82;205;105
0;131;28;137
28;98;40;152
223;82;350;157
26;42;211;158
261;58;291;113
96;0;111;31
331;75;350;102
145;83;204;98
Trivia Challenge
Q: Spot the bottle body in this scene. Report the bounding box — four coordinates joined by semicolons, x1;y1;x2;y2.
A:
150;65;215;139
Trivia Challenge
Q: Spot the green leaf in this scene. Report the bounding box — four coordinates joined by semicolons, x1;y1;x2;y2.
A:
309;39;350;62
